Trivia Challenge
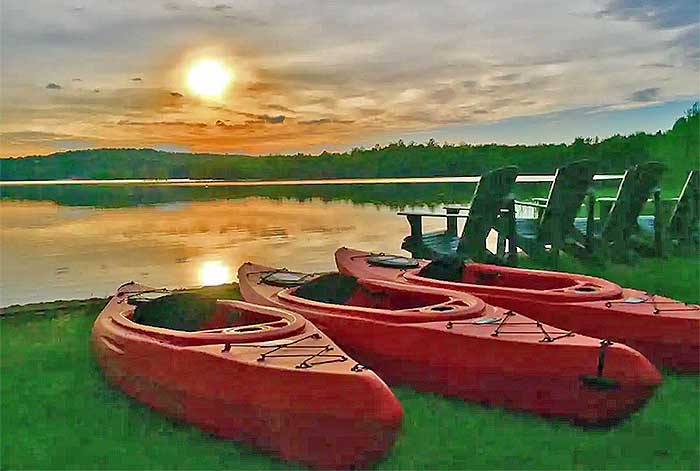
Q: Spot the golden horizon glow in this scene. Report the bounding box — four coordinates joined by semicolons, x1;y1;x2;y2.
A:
198;260;231;286
187;59;232;98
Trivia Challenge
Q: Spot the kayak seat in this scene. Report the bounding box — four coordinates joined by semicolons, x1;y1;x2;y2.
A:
472;271;503;285
418;256;464;281
133;293;218;331
346;287;392;310
132;293;281;332
463;266;579;290
292;274;390;308
294;274;359;305
294;274;452;311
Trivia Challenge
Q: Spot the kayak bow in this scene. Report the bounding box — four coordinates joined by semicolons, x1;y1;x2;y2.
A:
92;282;402;469
335;247;700;373
240;263;661;425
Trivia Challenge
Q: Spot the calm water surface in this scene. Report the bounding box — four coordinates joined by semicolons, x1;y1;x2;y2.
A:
0;197;465;307
1;175;622;307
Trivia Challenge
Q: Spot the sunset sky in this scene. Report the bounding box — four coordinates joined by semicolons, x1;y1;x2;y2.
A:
1;0;698;157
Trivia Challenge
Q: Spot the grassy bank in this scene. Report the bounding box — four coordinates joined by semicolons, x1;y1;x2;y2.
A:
1;258;698;470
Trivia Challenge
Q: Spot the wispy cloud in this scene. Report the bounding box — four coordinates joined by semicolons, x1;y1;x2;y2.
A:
1;0;698;156
630;87;661;102
211;4;231;12
597;0;698;29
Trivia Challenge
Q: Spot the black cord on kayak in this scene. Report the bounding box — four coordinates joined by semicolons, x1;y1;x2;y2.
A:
597;339;614;377
580;339;620;391
604;294;699;314
221;333;349;369
447;310;574;343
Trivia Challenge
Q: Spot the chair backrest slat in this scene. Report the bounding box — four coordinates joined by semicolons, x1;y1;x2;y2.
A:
457;166;518;258
602;162;665;241
668;169;699;239
538;159;597;245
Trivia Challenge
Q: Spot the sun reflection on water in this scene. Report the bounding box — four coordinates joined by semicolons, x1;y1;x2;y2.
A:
198;260;232;286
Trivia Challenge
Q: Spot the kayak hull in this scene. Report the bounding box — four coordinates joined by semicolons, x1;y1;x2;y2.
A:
336;247;700;373
92;284;402;469
240;263;662;425
465;292;700;373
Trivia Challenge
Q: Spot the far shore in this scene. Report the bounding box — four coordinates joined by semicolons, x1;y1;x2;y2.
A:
0;174;624;187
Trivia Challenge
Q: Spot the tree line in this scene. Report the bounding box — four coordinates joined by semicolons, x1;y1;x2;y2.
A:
1;103;697;187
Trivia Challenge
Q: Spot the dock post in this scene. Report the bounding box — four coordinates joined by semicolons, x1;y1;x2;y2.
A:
446;207;459;237
585;190;595;253
497;208;507;259
653;189;663;257
600;199;613;229
506;199;518;266
406;214;423;239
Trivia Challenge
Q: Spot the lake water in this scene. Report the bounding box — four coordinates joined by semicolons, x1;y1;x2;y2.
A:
0;197;461;307
0;176;622;307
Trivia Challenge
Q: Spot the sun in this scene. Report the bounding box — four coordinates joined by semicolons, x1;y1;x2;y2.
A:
198;261;231;286
187;59;232;97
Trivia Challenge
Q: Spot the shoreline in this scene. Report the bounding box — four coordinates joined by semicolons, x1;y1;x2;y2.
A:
0;298;107;317
0;174;624;187
0;283;242;317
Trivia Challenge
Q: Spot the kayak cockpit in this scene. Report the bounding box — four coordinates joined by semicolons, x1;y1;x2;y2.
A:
416;258;579;290
111;291;306;345
129;293;289;332
414;259;618;295
272;273;487;322
292;273;452;310
461;266;579;290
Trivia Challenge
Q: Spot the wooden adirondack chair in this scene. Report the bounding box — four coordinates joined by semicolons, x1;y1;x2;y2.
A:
637;169;699;253
572;161;666;261
399;166;519;263
513;159;597;266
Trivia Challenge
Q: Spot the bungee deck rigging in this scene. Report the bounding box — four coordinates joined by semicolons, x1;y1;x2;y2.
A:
221;332;351;370
336;247;700;372
93;282;402;469
604;294;700;314
240;261;663;425
446;310;576;343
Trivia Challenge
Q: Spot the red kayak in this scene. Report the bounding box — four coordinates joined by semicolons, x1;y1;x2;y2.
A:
239;262;661;425
92;282;402;469
336;247;700;373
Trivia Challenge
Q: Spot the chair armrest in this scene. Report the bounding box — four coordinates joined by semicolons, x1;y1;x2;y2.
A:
532;197;549;204
596;197;617;202
443;205;471;212
646;197;680;203
397;211;471;219
514;200;547;209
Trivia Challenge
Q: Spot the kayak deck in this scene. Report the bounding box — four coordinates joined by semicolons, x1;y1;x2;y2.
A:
240;262;662;425
335;247;700;372
92;283;402;469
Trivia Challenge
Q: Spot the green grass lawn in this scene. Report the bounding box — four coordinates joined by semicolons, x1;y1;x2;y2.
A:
2;259;699;470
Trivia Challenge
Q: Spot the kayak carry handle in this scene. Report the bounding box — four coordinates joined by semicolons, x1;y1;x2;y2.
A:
580;339;620;391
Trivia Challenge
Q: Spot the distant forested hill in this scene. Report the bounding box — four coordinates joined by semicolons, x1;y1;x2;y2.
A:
1;103;697;186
